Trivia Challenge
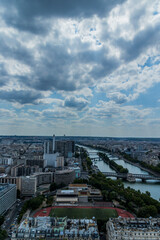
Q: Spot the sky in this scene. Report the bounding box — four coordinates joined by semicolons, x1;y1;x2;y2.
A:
0;0;160;137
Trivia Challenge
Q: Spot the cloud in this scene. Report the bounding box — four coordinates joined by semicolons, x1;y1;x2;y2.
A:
64;96;89;110
0;109;16;118
1;0;127;34
0;90;43;104
0;33;33;65
107;92;128;104
0;0;160;136
116;22;160;62
88;100;152;120
0;64;8;87
42;108;78;119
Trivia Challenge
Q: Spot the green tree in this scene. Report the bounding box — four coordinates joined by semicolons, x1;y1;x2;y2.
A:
138;205;158;218
0;216;4;226
0;229;7;240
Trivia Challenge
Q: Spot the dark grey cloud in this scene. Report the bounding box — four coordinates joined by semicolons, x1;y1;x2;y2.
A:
116;23;160;62
0;90;43;104
21;43;77;91
0;33;33;65
1;0;127;34
90;56;120;78
0;64;8;87
20;44;120;92
64;96;88;110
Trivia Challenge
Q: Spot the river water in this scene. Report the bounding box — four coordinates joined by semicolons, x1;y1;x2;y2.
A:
78;145;160;201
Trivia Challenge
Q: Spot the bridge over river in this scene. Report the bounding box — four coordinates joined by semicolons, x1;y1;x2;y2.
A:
102;172;160;181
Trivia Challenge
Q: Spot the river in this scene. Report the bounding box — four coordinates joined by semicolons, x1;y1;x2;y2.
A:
78;145;160;201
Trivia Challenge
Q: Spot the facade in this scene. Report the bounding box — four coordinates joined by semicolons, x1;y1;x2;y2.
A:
32;172;53;186
0;175;21;190
70;166;81;178
21;176;37;196
11;216;99;240
107;217;160;240
20;172;53;196
0;183;16;215
0;157;13;165
56;156;64;168
44;152;63;168
25;159;44;169
11;164;40;177
55;140;75;158
68;184;102;202
43;135;64;168
56;189;78;204
54;169;75;185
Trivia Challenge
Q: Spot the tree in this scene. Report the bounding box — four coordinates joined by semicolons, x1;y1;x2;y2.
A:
146;191;151;197
17;189;21;198
0;229;7;240
138;205;158;218
46;196;53;205
50;182;57;192
0;216;4;226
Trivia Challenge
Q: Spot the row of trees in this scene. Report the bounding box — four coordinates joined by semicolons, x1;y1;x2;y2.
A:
74;171;160;218
98;152;128;173
76;147;160;218
0;216;7;240
18;195;45;223
89;172;160;218
120;151;160;174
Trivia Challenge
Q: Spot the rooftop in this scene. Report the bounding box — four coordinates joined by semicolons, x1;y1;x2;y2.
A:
0;183;16;196
109;217;160;232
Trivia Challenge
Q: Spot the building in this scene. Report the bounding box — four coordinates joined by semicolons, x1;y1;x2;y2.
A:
0;175;21;190
0;183;16;215
70;166;81;178
107;217;160;240
0;157;13;165
11;216;99;240
20;176;37;197
56;189;78;204
25;159;44;169
54;169;75;185
68;184;103;202
32;172;53;187
11;164;40;177
55;140;75;158
44;135;75;159
43;135;64;168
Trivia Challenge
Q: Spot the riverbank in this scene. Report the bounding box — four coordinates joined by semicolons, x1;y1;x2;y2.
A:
112;152;160;177
80;144;160;177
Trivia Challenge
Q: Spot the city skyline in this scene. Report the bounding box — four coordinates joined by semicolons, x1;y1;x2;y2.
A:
0;0;160;137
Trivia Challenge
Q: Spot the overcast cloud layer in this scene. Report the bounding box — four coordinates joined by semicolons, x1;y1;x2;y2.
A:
0;0;160;137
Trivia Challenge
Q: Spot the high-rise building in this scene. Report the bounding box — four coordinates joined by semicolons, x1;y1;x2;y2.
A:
20;176;37;197
0;183;16;215
44;135;75;159
43;135;64;168
54;169;75;185
55;140;75;158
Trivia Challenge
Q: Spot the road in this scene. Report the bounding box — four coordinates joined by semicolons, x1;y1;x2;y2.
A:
1;199;24;239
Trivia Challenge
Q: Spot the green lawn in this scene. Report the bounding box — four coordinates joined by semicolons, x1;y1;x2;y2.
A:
50;208;118;220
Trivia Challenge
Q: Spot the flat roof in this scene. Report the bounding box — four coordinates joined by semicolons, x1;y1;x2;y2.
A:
0;184;16;197
69;184;88;188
